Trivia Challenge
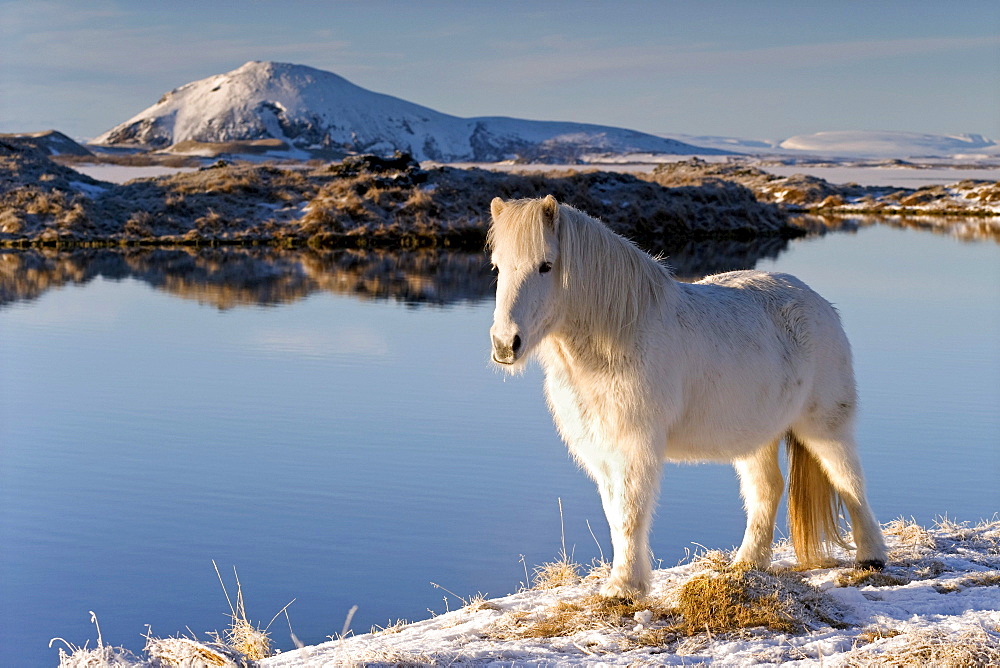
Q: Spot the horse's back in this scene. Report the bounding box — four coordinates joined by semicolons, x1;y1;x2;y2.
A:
695;269;816;299
690;269;842;334
659;269;854;458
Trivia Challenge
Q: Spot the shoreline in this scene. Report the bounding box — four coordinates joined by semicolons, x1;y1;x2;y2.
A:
3;139;998;251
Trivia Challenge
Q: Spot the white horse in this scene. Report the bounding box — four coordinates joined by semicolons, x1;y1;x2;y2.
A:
488;195;887;599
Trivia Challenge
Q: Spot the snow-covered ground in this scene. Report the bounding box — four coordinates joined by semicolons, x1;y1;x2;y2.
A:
70;163;198;184
55;518;999;667
258;518;999;666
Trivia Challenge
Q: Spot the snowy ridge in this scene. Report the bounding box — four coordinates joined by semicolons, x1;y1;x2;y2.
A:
658;131;1000;160
779;131;1000;159
92;61;728;162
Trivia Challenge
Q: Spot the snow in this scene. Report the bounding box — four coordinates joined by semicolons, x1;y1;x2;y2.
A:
69;163;197;184
659;131;1000;162
90;61;729;162
84;61;998;166
260;519;1000;667
778;131;1000;159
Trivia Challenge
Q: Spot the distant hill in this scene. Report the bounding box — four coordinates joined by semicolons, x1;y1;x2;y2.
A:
778;131;1000;159
92;61;729;163
1;130;93;157
656;131;1000;160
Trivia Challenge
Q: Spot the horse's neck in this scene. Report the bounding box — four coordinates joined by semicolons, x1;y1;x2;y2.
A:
540;216;681;371
543;277;678;374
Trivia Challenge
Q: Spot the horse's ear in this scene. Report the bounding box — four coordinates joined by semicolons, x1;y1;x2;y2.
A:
490;197;505;219
541;195;559;229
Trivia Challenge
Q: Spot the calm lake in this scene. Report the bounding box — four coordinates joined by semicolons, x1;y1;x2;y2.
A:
1;224;998;665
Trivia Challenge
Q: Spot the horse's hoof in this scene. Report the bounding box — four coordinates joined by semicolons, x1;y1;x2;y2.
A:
600;579;647;601
856;559;886;571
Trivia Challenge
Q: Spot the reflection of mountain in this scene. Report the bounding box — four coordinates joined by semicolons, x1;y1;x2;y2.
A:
0;239;799;308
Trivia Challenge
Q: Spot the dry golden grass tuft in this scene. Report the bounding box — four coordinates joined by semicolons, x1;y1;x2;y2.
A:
690;548;733;572
485;593;678;645
51;612;137;668
212;560;274;660
844;625;1000;667
856;624;904;644
884;516;939;563
370;618;411;635
530;498;585;590
835;569;911;588
964;571;1000;587
511;600;588;639
144;636;237;667
676;563;846;635
531;554;583;589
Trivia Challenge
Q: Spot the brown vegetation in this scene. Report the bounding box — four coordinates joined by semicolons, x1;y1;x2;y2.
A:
4;140;996;249
1;142;799;250
676;562;846;635
650;158;1000;224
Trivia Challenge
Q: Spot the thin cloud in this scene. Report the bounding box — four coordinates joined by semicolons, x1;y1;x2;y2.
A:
471;34;1000;87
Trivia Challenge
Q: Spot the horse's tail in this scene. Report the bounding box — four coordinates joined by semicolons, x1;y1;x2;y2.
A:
786;432;851;566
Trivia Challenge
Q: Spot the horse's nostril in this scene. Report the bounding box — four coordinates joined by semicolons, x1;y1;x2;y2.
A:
512;335;522;354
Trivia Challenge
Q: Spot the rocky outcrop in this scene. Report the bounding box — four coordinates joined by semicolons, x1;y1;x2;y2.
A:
0;147;798;250
648;159;1000;217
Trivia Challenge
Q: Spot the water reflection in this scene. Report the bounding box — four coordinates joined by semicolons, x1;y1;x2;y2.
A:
0;236;801;309
791;213;1000;242
0;248;491;309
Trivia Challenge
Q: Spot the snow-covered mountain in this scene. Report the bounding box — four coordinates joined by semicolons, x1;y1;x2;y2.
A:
92;61;728;162
778;131;1000;159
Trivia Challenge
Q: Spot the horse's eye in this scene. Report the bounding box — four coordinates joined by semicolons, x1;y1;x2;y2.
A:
539;261;553;274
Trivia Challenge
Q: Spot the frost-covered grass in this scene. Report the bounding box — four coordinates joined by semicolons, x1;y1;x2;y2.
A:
53;564;289;668
54;517;1000;667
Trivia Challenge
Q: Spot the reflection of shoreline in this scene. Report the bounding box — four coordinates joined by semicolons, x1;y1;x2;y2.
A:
791;214;1000;242
0;224;964;308
0;248;497;309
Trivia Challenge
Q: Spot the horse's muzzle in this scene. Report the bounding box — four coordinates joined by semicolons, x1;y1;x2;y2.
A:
491;333;522;365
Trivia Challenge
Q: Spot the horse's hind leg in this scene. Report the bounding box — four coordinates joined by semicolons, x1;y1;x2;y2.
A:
792;419;887;568
733;440;783;569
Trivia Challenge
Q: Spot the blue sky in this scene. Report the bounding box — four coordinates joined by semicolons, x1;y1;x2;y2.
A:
1;0;997;142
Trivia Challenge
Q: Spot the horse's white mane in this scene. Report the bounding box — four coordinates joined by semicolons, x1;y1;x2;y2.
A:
558;203;676;344
489;198;676;351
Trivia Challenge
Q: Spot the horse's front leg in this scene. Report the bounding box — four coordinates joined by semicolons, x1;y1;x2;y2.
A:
588;448;661;600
